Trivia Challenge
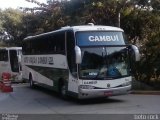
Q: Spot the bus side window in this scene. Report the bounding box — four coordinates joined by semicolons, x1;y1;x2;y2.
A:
52;32;65;54
0;50;8;61
57;33;65;54
49;35;56;53
54;46;56;52
46;35;53;54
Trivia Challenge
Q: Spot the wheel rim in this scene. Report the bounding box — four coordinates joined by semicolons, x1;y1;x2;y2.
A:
30;79;33;86
61;85;66;96
29;76;33;87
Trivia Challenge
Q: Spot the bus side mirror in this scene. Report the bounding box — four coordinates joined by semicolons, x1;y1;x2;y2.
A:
75;46;82;64
130;45;140;62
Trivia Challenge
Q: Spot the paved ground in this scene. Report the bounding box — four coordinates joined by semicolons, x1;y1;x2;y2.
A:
0;83;160;120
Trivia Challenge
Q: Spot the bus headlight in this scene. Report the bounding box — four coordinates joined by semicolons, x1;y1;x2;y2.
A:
121;81;131;87
79;85;95;89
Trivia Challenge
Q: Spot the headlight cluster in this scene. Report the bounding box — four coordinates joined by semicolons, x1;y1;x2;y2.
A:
79;85;95;89
121;81;131;87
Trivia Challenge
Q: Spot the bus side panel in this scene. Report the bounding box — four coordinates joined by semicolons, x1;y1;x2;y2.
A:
22;55;69;92
67;74;79;96
22;65;31;82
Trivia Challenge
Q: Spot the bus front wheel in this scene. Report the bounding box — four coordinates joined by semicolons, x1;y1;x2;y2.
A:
59;83;68;99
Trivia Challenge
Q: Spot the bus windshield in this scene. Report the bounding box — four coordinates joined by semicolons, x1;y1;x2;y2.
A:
76;31;129;80
79;46;130;80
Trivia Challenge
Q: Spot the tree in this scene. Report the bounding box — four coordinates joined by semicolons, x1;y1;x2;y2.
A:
0;0;159;85
151;0;160;11
121;3;160;82
1;8;24;46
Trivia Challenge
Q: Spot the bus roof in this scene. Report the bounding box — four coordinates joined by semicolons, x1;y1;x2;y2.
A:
24;24;124;40
62;25;123;32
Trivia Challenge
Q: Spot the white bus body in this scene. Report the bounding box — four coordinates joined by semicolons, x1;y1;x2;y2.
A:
22;24;140;99
0;47;22;82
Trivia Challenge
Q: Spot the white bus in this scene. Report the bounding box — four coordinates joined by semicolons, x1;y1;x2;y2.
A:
0;47;22;82
22;24;140;99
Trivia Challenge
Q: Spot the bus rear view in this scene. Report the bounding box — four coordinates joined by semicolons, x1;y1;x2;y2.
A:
0;47;22;82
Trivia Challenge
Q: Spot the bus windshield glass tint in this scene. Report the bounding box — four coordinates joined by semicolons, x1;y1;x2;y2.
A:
79;47;130;80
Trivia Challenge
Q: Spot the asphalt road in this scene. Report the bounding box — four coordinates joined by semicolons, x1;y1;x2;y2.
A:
0;83;160;120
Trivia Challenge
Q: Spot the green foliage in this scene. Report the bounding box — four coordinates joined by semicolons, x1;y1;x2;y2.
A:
0;8;24;46
151;0;160;10
0;0;160;84
0;9;4;32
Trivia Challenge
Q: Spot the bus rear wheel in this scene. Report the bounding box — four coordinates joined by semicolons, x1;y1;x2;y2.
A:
29;75;34;88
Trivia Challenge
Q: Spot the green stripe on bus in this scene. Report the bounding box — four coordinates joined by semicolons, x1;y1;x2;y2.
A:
27;65;69;91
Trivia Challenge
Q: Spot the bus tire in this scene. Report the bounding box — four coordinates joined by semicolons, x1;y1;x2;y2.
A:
29;74;34;88
59;82;68;99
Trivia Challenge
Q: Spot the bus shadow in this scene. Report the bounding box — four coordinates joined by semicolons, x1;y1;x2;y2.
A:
28;85;61;98
29;85;125;105
76;97;125;105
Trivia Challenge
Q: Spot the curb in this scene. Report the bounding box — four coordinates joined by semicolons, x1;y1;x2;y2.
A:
131;91;160;95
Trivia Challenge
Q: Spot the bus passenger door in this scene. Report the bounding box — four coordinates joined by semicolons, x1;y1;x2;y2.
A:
0;50;9;77
9;50;19;73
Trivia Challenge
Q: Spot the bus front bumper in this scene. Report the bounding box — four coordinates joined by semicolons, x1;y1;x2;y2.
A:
78;85;131;99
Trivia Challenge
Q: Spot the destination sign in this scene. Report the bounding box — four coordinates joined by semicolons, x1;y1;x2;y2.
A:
76;31;125;46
